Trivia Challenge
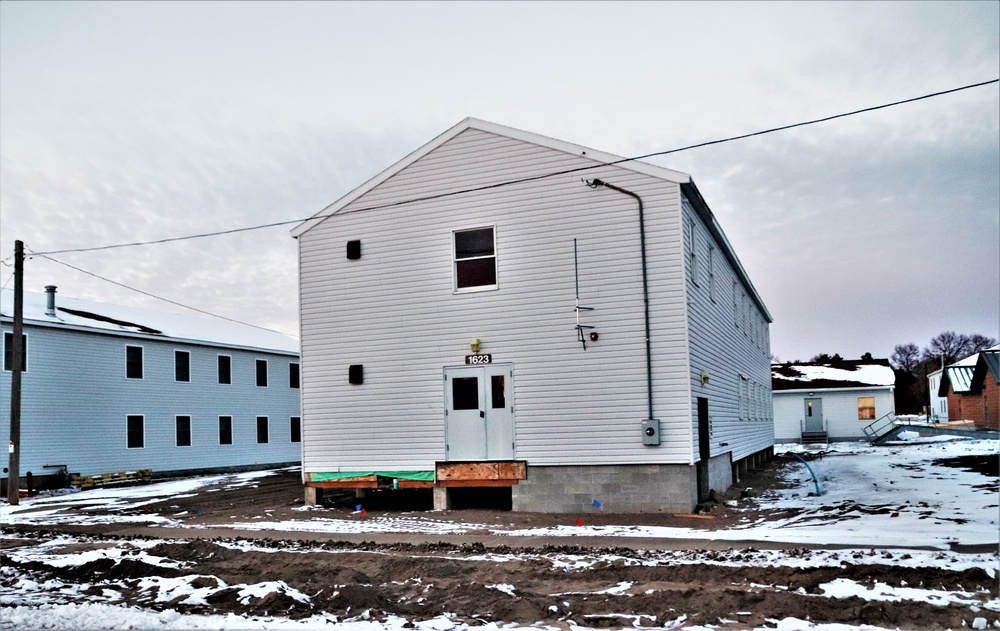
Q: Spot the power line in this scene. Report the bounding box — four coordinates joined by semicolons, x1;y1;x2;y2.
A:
31;78;999;257
30;249;293;335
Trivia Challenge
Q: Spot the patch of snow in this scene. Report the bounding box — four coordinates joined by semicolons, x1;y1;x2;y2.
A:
485;583;517;597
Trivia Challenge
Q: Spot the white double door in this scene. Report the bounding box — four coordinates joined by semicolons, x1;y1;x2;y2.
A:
443;363;514;461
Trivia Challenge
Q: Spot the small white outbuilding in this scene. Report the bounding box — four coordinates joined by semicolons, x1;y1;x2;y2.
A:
771;359;896;443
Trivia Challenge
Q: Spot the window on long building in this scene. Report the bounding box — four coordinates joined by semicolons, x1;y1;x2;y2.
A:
219;416;233;445
218;355;232;385
175;351;190;382
256;416;269;443
256;359;268;387
176;415;192;446
3;332;27;372
708;245;715;301
126;345;143;379
290;417;301;443
126;415;144;449
737;374;748;420
687;220;699;286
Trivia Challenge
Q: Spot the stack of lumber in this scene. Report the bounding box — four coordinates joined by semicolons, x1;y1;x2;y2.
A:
71;469;152;489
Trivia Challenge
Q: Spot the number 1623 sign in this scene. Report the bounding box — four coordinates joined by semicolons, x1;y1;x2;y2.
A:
465;354;492;365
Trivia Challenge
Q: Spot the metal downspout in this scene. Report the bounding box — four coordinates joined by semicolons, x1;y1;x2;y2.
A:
585;178;653;421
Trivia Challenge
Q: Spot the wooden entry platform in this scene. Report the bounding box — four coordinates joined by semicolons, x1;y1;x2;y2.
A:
436;461;526;487
304;461;526;507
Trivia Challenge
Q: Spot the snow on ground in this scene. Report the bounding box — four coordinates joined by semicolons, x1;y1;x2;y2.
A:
500;437;999;549
1;437;997;630
9;436;994;549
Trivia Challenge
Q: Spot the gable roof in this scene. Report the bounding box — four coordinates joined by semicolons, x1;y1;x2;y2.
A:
939;345;999;396
970;346;1000;391
290;118;691;238
771;358;895;391
1;288;298;355
291;117;771;320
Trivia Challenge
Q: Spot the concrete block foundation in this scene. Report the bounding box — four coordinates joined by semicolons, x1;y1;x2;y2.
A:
511;464;700;513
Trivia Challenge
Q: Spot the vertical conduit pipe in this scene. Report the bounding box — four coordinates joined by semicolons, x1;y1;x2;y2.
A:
585;178;653;421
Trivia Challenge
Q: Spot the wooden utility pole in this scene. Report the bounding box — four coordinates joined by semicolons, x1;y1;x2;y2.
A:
6;240;23;505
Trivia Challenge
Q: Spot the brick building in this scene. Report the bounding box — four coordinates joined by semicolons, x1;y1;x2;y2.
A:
940;345;1000;429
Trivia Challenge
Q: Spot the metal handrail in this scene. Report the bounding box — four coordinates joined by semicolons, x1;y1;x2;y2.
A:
862;412;897;443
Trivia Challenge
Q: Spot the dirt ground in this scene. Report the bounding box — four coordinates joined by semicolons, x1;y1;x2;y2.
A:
3;461;998;629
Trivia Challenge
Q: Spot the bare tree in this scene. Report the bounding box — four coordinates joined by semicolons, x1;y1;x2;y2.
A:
890;343;921;372
922;331;998;366
923;331;971;367
968;334;997;354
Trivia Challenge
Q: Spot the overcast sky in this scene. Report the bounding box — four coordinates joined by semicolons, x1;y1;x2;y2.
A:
1;1;997;363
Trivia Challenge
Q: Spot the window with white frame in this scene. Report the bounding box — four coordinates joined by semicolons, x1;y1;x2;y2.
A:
3;332;27;372
454;226;497;290
126;345;143;379
127;415;144;449
256;416;269;444
687;220;699;286
219;416;233;445
738;374;748;420
176;415;192;446
708;245;716;301
175;350;190;382
218;355;232;385
256;359;268;387
732;281;739;327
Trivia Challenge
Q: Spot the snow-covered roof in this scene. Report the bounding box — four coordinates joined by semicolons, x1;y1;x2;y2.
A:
1;288;298;355
771;359;895;391
953;352;980;367
943;365;975;394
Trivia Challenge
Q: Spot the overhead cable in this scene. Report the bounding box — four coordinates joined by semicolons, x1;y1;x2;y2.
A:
30;78;999;257
32;250;292;335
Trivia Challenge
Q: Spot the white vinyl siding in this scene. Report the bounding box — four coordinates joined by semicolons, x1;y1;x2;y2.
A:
682;195;773;464
0;324;300;479
298;128;695;472
773;388;894;442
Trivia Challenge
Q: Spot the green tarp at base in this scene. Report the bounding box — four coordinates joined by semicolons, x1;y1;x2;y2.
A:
310;470;435;482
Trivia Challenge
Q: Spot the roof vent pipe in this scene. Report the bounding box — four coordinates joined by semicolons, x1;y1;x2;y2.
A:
45;285;57;317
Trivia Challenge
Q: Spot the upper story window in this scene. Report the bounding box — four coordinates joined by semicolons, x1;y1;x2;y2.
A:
126;345;143;379
454;226;497;291
218;355;232;385
289;362;300;389
175;350;191;382
687;220;698;286
3;332;27;372
707;245;716;302
256;359;268;387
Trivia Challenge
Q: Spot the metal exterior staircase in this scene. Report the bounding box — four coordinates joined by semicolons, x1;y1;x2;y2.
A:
863;412;898;444
864;413;1000;445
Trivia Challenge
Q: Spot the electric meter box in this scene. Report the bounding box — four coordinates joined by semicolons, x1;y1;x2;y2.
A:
641;419;660;445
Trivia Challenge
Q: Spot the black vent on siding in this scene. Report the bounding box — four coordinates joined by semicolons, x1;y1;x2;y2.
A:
349;364;363;384
346;240;361;260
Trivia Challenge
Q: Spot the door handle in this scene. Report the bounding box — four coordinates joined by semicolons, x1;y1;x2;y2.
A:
480;411;485;418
